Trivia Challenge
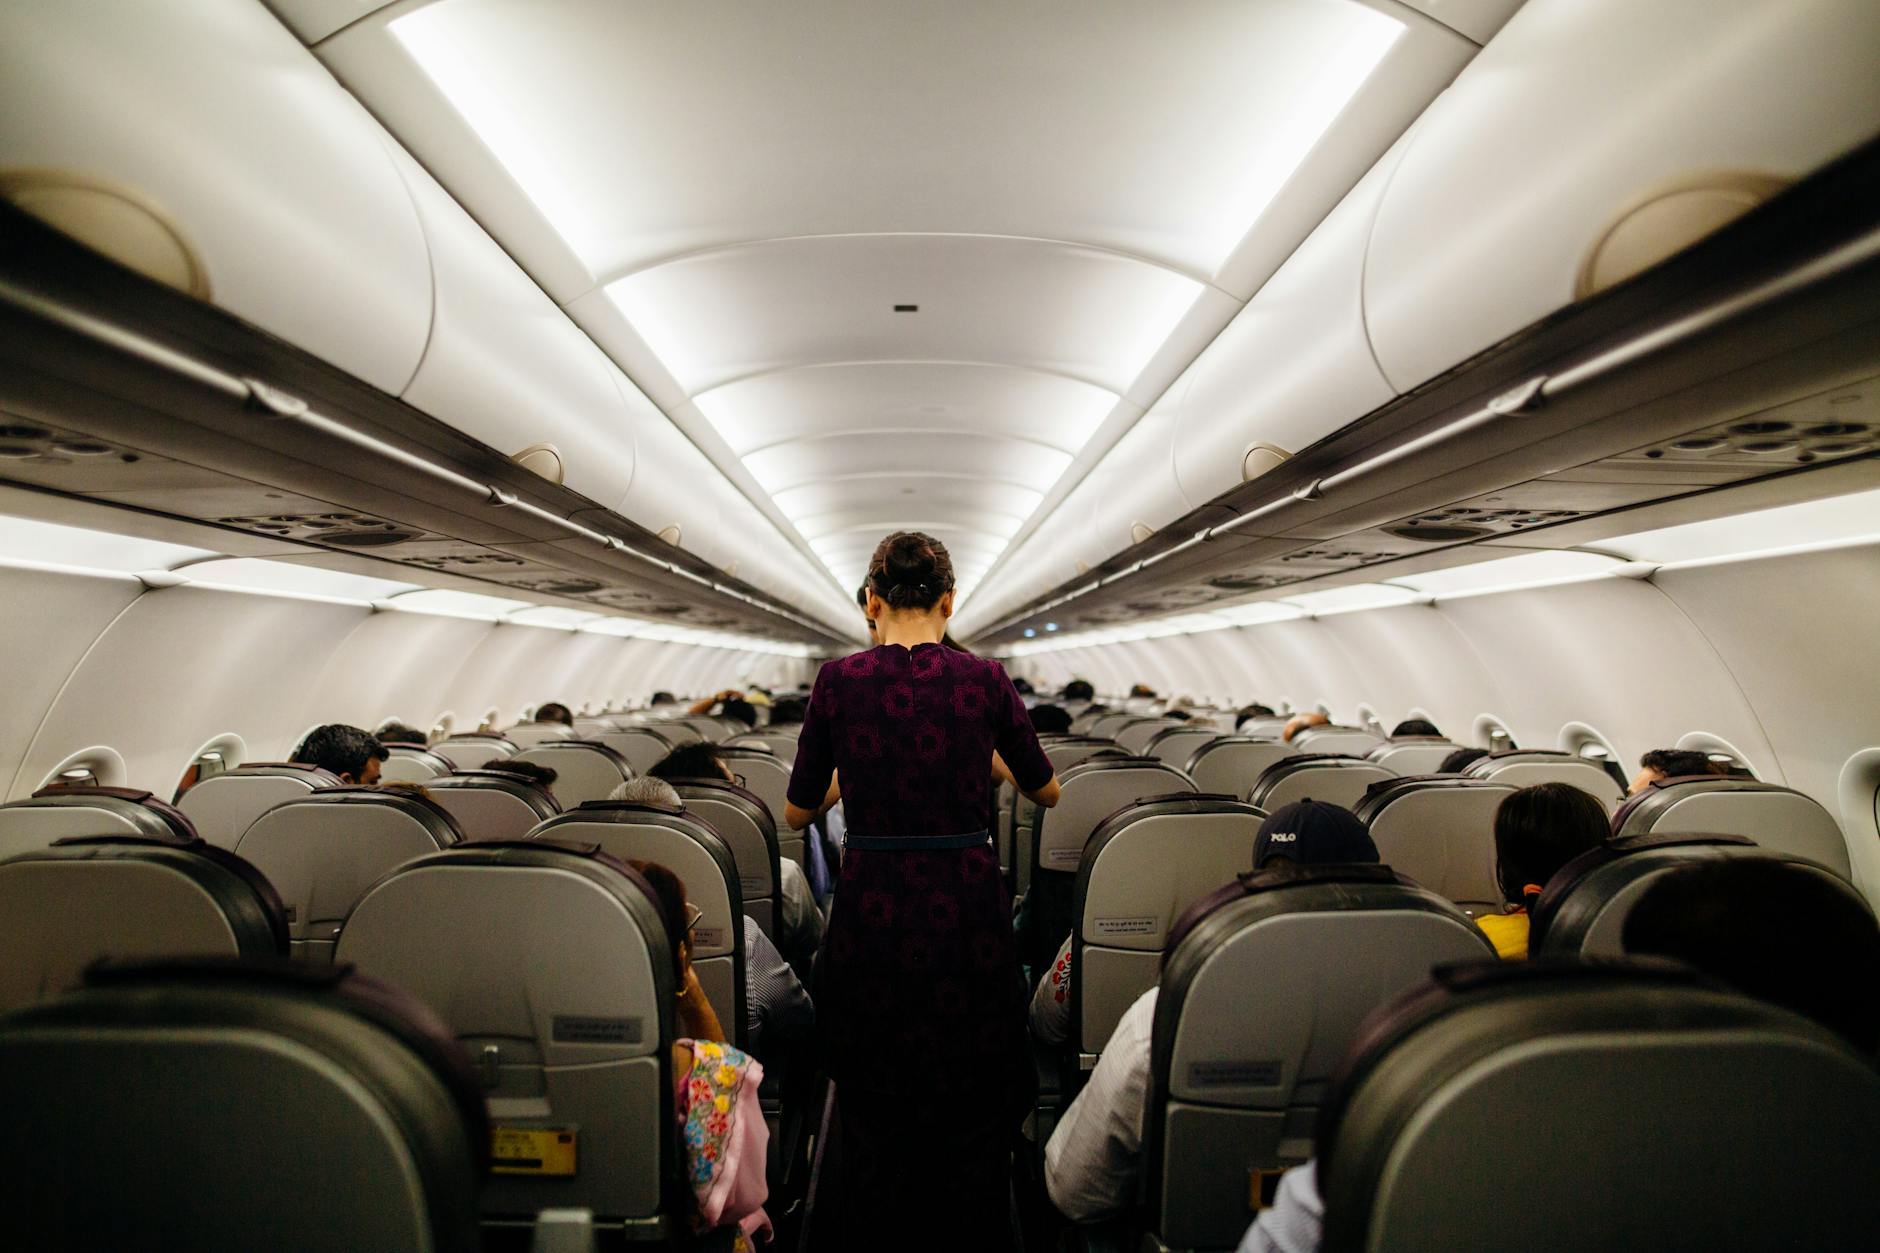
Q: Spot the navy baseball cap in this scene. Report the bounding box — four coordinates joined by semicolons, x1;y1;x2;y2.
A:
1253;799;1379;868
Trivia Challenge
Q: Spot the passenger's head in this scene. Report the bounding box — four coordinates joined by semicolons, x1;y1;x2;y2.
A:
649;691;676;707
1129;684;1157;699
1281;712;1329;742
718;698;758;729
1061;679;1095;703
1438;746;1490;775
1492;783;1610;907
611;775;683;808
1029;704;1073;735
1253;800;1379;871
1623;860;1880;1052
490;760;558;790
534;702;574;727
865;531;955;623
1166;709;1192;722
1235;704;1276;728
1391;718;1441;738
1630;748;1723;795
1013;677;1035;696
377;780;434;803
650;742;733;784
292;724;387;786
768;695;808;726
625;858;694;976
375;722;428;747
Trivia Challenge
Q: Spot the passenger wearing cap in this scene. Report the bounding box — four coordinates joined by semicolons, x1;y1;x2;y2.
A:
1042;802;1376;1233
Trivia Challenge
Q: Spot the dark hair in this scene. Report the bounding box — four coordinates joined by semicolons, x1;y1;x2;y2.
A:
534;702;574;727
1623;860;1880;1051
490;760;558;789
1061;679;1095;703
376;722;428;747
625;858;690;980
1438;746;1490;774
718;698;757;729
1013;677;1035;696
1639;748;1719;780
651;742;730;783
867;531;954;611
768;696;808;726
1165;709;1192;722
1492;783;1611;905
1236;704;1276;724
649;691;676;707
292;724;387;780
856;584;870;609
1129;684;1157;698
941;634;971;654
1029;704;1073;735
1391;718;1441;738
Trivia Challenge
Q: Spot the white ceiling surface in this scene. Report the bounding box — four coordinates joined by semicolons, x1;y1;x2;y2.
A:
307;0;1484;618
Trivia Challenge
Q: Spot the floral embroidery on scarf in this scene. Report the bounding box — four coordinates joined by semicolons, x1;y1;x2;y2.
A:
679;1039;755;1192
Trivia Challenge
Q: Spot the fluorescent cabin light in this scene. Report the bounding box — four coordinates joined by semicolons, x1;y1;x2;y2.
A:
1388;551;1621;599
507;605;604;629
1281;583;1423;616
178;558;419;603
1215;601;1307;626
1599;487;1880;566
384;588;535;620
0;513;215;575
581;617;648;637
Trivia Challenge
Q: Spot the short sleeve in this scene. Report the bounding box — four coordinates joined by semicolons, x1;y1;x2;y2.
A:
990;664;1053;792
786;663;837;810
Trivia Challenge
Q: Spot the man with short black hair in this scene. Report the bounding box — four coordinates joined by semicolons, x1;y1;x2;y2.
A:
1390;718;1441;738
1629;748;1723;795
375;722;428;747
1438;746;1490;775
1061;679;1095;703
292;724;387;786
1029;704;1073;735
534;702;574;728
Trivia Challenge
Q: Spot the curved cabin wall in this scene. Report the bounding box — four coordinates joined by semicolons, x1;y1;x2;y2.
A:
1010;541;1880;896
0;565;810;803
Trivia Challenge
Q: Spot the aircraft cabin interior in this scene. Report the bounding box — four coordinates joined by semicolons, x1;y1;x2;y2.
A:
2;0;1878;1249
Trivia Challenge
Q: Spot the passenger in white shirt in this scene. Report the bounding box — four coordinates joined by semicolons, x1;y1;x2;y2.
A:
1043;800;1378;1230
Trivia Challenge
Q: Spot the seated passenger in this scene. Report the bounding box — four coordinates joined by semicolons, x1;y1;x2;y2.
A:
1236;852;1880;1253
650;744;825;973
1029;704;1074;735
1476;783;1611;960
375;722;428;747
650;691;677;707
688;689;758;728
1061;679;1096;703
485;759;558;791
611;776;681;806
1390;718;1441;738
625;858;771;1246
1629;747;1726;795
291;724;387;786
1281;712;1329;742
1129;684;1157;699
1042;802;1377;1228
1235;703;1276;729
1437;746;1489;774
533;702;574;728
767;695;807;726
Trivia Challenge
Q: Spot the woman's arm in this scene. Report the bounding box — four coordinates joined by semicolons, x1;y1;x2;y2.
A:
992;750;1015;787
784;771;840;831
1024;775;1061;809
688;688;740;716
676;964;727;1042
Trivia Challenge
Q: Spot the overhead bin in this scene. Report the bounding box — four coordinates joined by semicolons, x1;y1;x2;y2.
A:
0;0;432;396
1364;0;1880;393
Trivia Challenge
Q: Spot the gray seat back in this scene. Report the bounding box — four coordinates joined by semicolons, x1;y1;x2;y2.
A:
1148;868;1493;1250
1115;718;1182;755
1012;739;1129;897
1237;717;1292;739
572;717;620;737
1036;758;1196;877
426;771;561;843
0;785;199;860
1248;755;1395;812
1145;725;1222;769
1184;738;1295;799
176;764;339;850
337;842;674;1234
380;745;455;784
1367;738;1460;776
1531;832;1870;956
528;804;746;1044
510;740;634;807
1071;796;1264;1061
1089;711;1140;739
1610;777;1852;879
1466;749;1625;812
0;960;489;1252
433;733;520;769
505;722;576;749
673;716;730;743
1069;706;1106;735
1352;777;1518;916
233;789;460;962
1318;963;1880;1252
717;748;801;869
589;726;679;776
671;779;783;940
724;729;800;768
1290;725;1386;757
647;718;704;745
0;837;286;1014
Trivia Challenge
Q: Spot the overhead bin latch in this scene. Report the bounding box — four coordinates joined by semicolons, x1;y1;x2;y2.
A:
486;486;519;508
1487;376;1548;416
1291;479;1324;502
240;377;309;419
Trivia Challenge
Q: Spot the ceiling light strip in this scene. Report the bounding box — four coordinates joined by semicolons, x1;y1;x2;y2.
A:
982;218;1880;640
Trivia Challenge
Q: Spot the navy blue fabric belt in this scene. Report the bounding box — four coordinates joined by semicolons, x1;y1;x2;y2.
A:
845;829;991;852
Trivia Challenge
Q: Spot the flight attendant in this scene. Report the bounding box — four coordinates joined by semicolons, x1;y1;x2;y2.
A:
786;530;1060;1250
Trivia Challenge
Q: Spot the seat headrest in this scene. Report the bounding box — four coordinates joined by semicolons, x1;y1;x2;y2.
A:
1527;831;1758;947
27;786;201;842
311;785;469;844
1165;863;1411;959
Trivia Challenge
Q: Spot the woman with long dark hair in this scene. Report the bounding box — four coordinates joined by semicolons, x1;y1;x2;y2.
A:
786;531;1060;1249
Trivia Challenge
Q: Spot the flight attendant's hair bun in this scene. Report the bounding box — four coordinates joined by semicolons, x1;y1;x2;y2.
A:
867;531;955;611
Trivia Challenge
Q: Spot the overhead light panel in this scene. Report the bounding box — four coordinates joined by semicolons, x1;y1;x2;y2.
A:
1598;487;1880;566
383;588;535;620
1281;583;1424;616
507;605;604;629
177;558;419;603
1387;550;1621;599
0;513;216;576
